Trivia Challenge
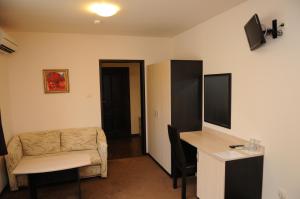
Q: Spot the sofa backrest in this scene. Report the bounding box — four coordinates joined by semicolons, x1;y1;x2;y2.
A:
5;136;23;171
19;130;61;156
61;128;98;152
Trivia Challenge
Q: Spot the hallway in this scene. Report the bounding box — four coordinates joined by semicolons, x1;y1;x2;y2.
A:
107;136;143;160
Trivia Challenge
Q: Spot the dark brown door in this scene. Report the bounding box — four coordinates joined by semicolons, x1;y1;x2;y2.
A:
101;67;131;138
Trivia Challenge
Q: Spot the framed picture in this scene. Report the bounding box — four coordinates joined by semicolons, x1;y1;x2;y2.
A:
43;69;70;93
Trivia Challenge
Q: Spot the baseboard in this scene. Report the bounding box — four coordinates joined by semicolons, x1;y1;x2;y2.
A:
146;153;171;177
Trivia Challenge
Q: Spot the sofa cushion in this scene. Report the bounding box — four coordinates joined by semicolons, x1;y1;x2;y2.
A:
61;128;97;152
19;131;61;156
6;136;23;171
67;150;101;165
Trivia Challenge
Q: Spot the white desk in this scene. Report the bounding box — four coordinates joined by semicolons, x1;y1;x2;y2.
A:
13;153;91;175
181;128;264;199
13;153;91;199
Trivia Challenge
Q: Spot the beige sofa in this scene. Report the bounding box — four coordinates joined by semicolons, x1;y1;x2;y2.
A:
5;127;107;191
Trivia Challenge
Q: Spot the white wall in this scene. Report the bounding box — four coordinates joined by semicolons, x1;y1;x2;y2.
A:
172;0;300;198
0;55;12;145
6;32;171;134
0;32;171;192
0;54;13;193
102;62;141;134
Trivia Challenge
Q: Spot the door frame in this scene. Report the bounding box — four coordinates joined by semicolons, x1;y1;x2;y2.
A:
99;59;146;154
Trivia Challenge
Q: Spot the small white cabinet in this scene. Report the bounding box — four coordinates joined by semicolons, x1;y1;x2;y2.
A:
197;150;225;199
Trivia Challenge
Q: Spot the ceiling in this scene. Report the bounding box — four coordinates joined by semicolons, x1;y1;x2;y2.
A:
0;0;246;37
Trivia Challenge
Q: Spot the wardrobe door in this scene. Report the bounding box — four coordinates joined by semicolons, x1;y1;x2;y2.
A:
147;61;172;173
170;60;202;175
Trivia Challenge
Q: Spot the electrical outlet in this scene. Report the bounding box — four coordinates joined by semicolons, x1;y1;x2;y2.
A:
278;188;287;199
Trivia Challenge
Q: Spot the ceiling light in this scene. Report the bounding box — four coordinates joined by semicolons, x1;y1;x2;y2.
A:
88;2;120;17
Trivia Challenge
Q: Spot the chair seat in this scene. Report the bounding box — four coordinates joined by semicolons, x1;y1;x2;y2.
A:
175;163;196;177
185;163;196;173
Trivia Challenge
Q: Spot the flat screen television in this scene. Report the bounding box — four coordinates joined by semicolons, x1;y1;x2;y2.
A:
244;14;266;50
204;74;231;129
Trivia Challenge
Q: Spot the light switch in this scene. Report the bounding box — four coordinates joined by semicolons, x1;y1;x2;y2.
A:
154;110;159;118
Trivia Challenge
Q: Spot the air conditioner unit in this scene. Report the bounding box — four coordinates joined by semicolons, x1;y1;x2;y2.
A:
0;28;17;54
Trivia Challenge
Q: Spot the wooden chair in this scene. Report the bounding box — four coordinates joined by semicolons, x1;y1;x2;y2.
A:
167;125;196;199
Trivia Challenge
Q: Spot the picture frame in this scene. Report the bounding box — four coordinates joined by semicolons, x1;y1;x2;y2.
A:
43;69;70;93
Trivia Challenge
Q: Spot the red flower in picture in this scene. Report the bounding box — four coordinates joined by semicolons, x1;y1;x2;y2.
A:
43;69;69;93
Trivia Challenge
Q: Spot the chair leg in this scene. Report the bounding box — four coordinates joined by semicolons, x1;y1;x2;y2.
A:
173;169;177;189
181;172;186;199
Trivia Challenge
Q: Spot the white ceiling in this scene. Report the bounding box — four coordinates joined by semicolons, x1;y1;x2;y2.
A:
0;0;246;37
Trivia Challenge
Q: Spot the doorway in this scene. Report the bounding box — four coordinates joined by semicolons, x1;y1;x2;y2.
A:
101;67;131;138
99;60;146;159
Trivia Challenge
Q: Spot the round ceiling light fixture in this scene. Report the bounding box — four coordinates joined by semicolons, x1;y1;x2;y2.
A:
88;2;120;17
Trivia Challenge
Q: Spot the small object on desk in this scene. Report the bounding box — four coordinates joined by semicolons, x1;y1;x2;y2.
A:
229;144;244;149
235;146;245;150
248;138;260;151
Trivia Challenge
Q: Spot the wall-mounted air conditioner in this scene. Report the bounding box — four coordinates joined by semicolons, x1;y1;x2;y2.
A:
0;28;17;54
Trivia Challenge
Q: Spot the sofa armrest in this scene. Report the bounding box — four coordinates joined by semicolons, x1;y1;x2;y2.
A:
96;128;107;177
5;136;23;191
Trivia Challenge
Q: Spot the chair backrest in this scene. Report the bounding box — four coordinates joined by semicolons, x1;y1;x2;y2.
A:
167;125;186;168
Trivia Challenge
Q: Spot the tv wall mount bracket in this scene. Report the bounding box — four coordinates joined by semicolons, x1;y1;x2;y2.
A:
263;19;285;39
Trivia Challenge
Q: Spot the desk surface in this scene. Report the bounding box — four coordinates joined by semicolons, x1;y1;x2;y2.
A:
13;153;91;175
180;128;264;162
